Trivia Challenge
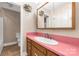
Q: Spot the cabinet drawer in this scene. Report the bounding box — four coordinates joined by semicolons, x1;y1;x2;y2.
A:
32;46;45;56
32;41;46;54
47;50;58;56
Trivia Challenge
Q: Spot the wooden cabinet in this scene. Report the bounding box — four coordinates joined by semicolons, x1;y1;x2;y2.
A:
32;46;45;56
32;40;46;54
26;37;59;56
47;50;58;56
27;38;32;56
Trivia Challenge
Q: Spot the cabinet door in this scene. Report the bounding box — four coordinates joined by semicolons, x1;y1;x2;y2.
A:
27;42;31;56
32;46;45;56
27;38;32;56
32;40;46;54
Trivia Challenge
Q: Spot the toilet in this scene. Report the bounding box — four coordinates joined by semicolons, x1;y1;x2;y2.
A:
16;33;21;47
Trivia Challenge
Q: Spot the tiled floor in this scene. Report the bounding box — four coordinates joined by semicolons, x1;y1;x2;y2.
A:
0;44;20;56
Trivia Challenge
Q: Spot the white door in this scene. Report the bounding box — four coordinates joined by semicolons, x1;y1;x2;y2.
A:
0;17;3;54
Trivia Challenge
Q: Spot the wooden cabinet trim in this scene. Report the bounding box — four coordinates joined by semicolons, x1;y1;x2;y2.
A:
26;38;59;56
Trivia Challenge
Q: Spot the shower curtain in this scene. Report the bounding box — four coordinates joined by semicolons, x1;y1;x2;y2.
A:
0;17;3;54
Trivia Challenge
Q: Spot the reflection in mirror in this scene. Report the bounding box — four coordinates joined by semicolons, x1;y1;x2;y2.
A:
37;2;75;29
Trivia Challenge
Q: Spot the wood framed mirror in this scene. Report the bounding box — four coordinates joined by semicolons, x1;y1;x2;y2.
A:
36;2;75;29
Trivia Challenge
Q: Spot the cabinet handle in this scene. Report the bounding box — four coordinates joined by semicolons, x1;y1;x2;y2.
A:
34;53;38;56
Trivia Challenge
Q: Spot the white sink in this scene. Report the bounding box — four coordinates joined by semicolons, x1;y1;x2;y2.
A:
35;37;58;45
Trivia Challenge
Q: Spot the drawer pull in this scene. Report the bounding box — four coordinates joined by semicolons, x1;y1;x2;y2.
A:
35;53;38;56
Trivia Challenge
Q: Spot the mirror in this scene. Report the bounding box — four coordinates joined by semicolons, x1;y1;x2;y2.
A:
37;2;75;29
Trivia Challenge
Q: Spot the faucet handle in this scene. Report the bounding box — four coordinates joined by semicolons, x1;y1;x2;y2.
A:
46;33;49;38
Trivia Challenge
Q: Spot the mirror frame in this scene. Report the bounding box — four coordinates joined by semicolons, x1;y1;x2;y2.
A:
36;2;75;30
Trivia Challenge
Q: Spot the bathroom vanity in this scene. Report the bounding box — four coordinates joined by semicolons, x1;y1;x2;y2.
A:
26;32;79;56
27;37;58;56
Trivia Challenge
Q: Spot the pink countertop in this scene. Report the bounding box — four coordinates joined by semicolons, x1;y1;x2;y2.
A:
26;32;79;56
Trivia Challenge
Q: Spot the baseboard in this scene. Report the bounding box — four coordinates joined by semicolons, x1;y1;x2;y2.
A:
4;41;18;47
21;52;27;56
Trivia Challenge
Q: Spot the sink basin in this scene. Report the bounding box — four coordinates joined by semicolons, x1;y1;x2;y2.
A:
35;37;58;45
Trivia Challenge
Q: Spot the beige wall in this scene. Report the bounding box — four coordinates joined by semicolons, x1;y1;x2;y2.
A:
36;2;79;38
21;2;37;55
0;8;20;44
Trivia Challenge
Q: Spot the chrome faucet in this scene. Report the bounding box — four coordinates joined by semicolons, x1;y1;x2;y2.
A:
46;33;54;40
46;33;51;39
